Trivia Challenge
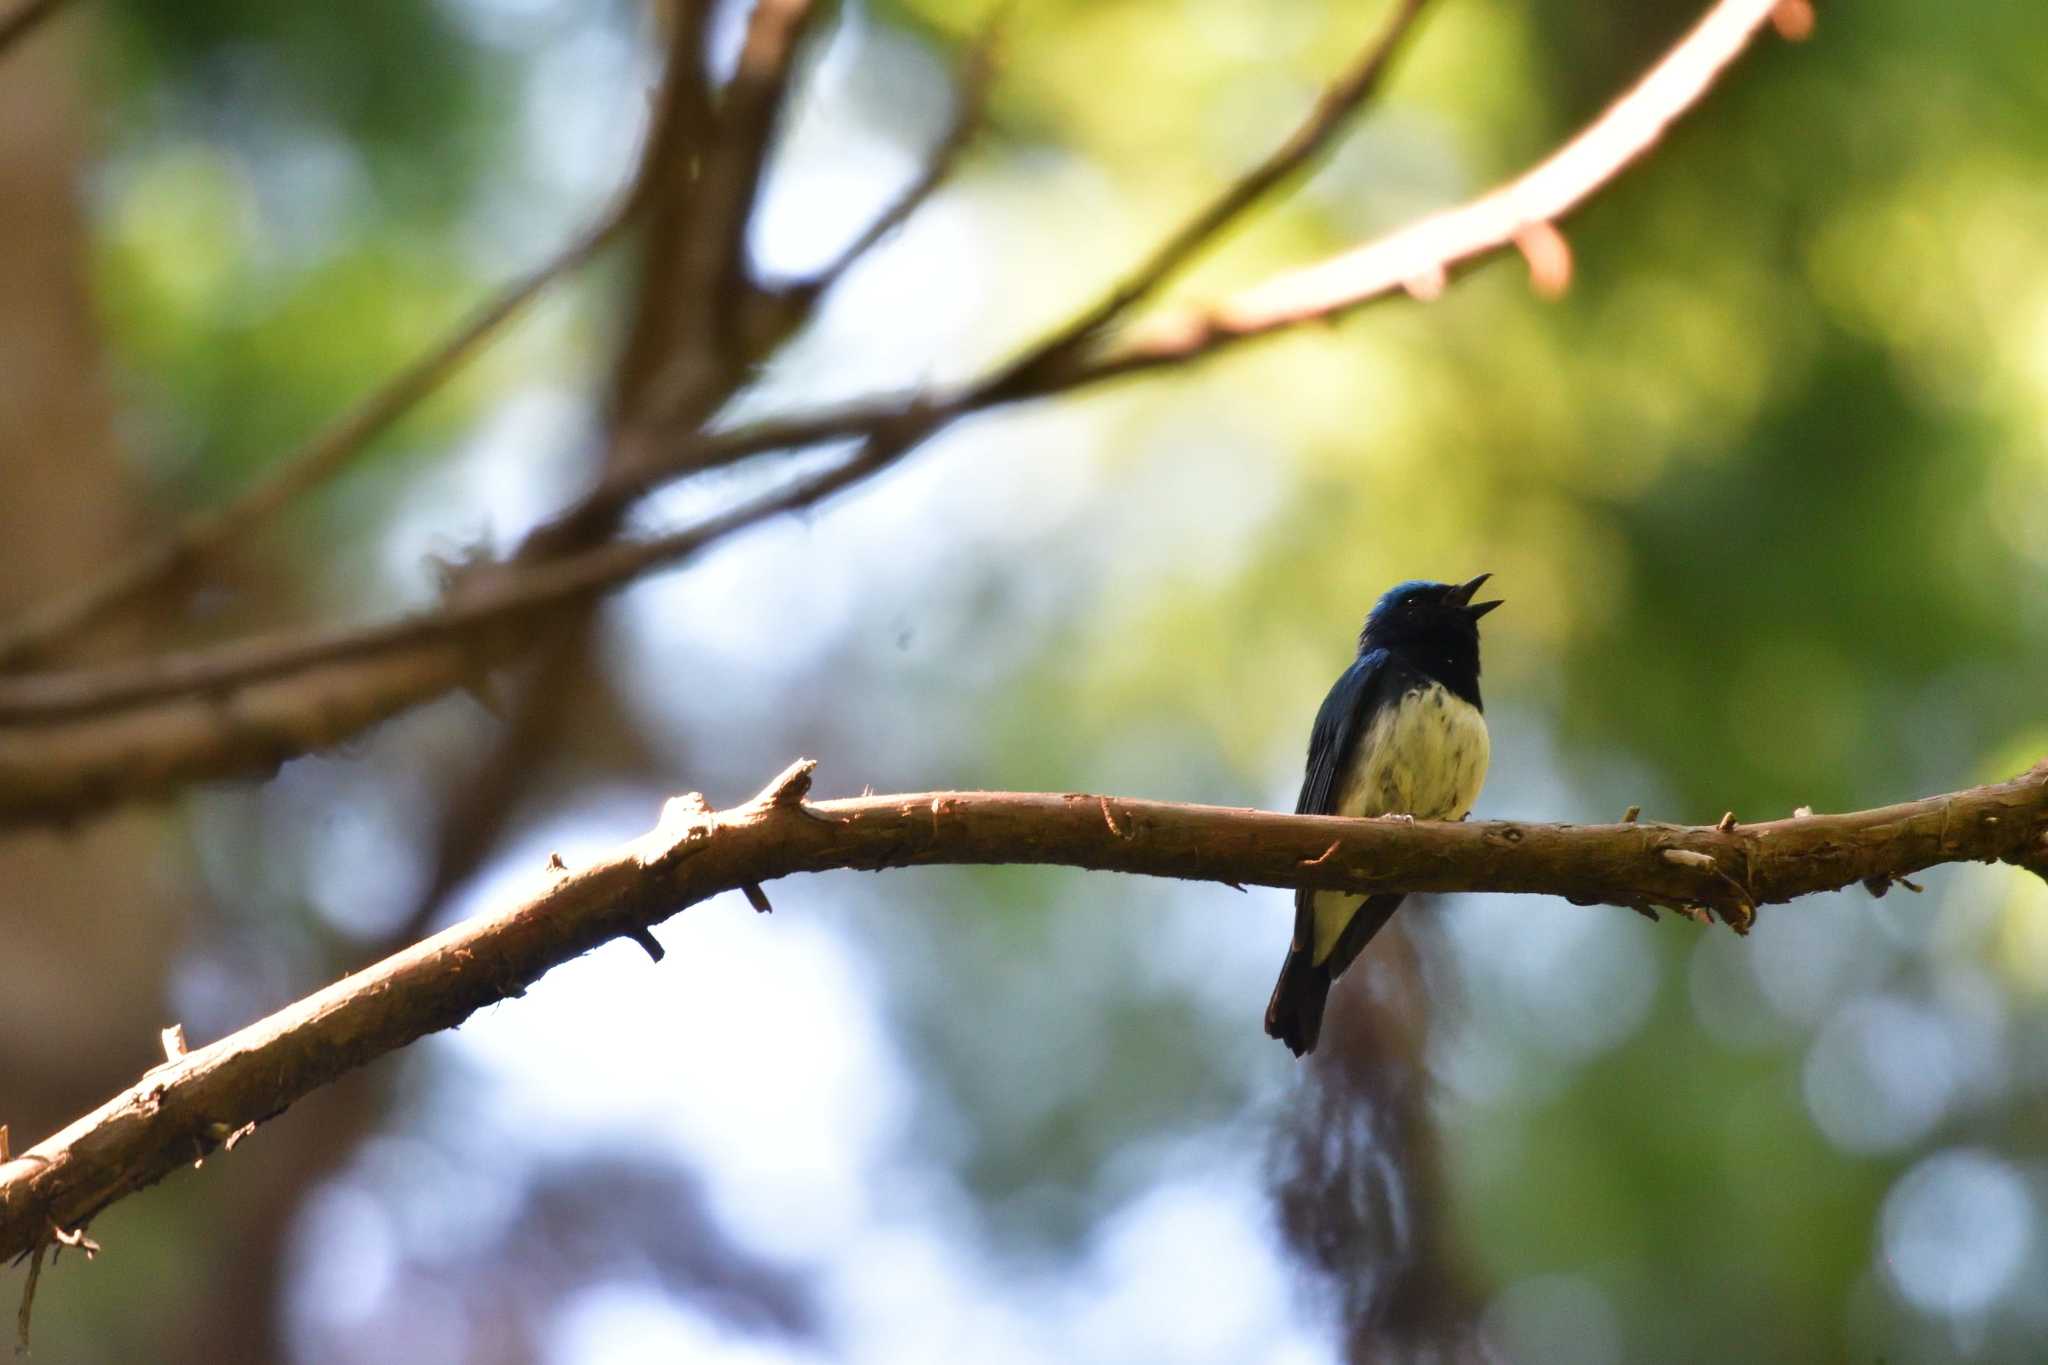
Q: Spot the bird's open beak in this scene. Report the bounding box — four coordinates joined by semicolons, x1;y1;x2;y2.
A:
1451;572;1503;618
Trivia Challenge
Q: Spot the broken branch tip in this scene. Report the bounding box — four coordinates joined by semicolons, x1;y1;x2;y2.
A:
760;758;817;808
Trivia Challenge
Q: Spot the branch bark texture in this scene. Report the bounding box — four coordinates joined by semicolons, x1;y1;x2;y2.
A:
5;758;2045;1264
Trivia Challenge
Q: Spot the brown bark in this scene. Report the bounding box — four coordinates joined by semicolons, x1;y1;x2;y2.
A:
5;758;2044;1265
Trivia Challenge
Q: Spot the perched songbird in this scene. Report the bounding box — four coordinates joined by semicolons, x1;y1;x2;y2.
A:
1265;575;1502;1056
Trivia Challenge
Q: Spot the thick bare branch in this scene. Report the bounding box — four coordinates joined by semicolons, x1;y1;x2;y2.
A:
600;0;724;430
4;758;2044;1265
387;0;738;958
0;638;488;825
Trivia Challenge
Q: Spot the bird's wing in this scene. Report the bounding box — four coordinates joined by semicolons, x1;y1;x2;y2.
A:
1294;648;1391;817
1289;649;1396;953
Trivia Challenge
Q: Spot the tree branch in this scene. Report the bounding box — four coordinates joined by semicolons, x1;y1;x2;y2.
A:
0;436;894;731
793;12;1002;302
0;0;746;672
0;0;1433;725
974;0;1430;399
637;0;819;421
1111;0;1800;367
0;0;1790;828
0;433;929;825
0;208;635;671
360;0;730;951
594;0;1434;514
0;0;66;62
547;0;1791;522
0;636;493;826
4;758;2044;1265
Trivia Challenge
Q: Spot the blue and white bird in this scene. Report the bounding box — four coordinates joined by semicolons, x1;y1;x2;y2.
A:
1265;575;1502;1056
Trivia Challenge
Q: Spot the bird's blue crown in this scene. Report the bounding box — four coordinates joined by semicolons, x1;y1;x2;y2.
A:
1360;575;1499;647
1358;574;1501;705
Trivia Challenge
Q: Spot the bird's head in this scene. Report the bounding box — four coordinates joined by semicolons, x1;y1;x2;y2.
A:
1359;574;1502;653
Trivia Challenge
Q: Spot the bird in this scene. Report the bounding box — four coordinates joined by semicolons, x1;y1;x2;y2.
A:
1265;574;1502;1056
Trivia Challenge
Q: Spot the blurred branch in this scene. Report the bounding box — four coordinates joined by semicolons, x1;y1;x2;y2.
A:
0;1;1429;741
1110;0;1796;368
0;1;739;671
380;0;732;956
0;429;928;824
0;412;917;734
560;0;1787;520
0;636;494;825
5;757;2045;1266
639;0;819;419
0;210;635;672
794;13;1002;302
0;0;1788;826
0;0;66;61
978;0;1431;397
410;0;1429;577
605;0;1430;496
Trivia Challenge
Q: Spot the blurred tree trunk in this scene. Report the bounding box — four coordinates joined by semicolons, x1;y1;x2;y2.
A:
0;15;176;1175
0;24;380;1364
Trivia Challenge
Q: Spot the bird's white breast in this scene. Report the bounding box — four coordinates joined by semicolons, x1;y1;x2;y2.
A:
1334;682;1489;822
1313;684;1489;963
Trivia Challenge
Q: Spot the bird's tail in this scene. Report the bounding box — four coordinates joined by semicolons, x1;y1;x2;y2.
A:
1264;947;1332;1057
1264;893;1407;1056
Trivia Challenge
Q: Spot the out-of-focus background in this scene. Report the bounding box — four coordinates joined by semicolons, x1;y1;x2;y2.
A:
3;0;2046;1361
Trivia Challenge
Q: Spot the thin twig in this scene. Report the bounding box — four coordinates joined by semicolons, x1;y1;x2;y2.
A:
980;0;1432;399
1125;0;1791;356
798;12;1003;299
3;758;2043;1265
0;202;635;673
